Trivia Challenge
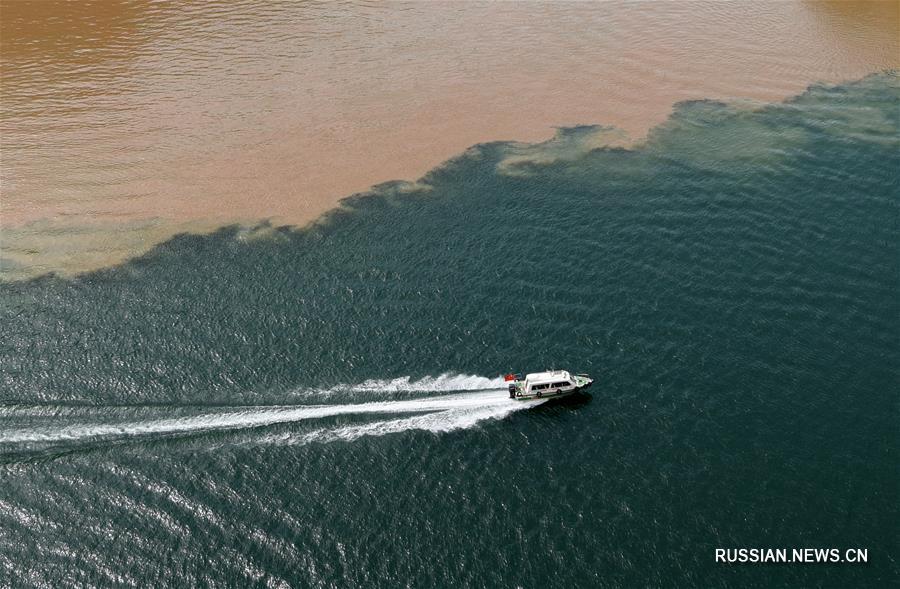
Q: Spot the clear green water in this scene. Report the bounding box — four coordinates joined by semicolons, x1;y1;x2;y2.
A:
1;73;898;587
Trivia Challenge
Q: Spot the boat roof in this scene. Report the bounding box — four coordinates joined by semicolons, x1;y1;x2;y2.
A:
524;370;571;383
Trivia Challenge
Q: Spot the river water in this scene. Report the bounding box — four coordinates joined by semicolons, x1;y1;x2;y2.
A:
1;2;898;588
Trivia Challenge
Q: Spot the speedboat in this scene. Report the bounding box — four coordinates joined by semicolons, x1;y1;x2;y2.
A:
504;370;593;400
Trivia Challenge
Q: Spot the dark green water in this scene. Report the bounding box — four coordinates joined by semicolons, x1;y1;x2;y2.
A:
1;73;898;588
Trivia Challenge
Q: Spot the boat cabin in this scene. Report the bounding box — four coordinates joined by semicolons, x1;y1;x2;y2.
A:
523;370;576;395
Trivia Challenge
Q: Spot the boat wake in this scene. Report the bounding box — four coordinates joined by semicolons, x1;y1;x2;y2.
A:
0;374;545;458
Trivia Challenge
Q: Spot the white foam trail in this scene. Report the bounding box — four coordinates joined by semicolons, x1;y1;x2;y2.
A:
325;373;504;394
262;396;540;447
1;381;542;447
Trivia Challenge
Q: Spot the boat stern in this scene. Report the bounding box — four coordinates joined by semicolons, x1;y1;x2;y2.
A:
505;373;524;398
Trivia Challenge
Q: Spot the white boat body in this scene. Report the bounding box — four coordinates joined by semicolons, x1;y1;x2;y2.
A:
507;370;593;400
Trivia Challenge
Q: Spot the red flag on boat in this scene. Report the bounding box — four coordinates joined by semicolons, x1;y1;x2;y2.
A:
504;373;516;381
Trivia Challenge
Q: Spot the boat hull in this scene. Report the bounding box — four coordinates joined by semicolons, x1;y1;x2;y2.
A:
512;388;582;401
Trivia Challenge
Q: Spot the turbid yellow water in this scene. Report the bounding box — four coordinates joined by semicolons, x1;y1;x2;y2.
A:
1;0;897;278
